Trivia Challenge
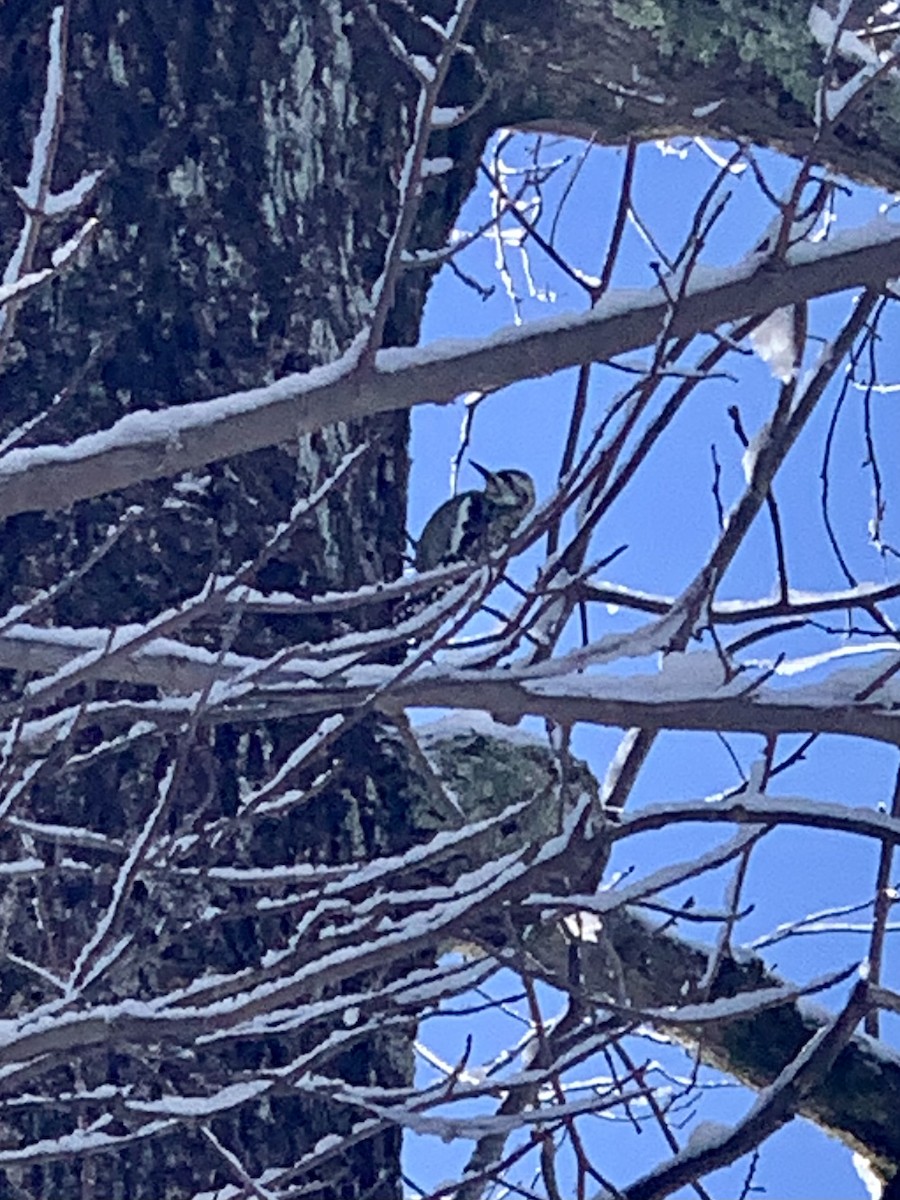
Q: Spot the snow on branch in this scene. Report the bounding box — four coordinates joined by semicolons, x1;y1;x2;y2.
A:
620;978;871;1200
0;4;101;358
374;658;900;748
0;1118;177;1168
362;0;480;358
2;220;900;518
8;618;900;750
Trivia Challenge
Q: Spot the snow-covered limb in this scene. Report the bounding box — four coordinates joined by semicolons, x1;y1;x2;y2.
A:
3;219;900;519
541;957;857;1031
126;1078;270;1119
809;2;900;126
373;656;900;748
0;5;101;358
0;850;529;1077
0;794;595;1089
6;816;122;855
198;1125;279;1200
14;6;67;214
0;619;369;698
0;264;55;309
0;856;48;878
0;193;98;318
751;902;891;949
0;575;495;716
47;215;99;267
582;576;900;622
617;977;870;1200
67;757;180;995
305;1074;648;1140
11;622;900;750
179;796;531;910
33;167;103;218
612;792;900;849
516;895;900;1191
16;445;370;712
206;957;492;1047
0;1117;177;1167
362;0;480;358
526;826;764;917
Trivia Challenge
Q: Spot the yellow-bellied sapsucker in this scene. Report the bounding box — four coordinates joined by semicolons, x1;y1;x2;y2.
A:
415;463;535;571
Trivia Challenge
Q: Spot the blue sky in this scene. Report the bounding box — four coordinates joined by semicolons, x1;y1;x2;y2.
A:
404;132;900;1198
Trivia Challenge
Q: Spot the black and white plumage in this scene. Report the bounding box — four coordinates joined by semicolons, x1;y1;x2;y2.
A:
415;463;535;572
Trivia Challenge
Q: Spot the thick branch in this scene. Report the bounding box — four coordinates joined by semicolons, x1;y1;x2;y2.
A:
528;910;900;1186
1;225;899;518
8;620;900;749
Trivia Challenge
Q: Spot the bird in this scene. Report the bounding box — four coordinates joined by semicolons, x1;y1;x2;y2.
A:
415;463;535;572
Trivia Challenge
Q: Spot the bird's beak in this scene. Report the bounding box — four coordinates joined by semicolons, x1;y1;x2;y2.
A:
470;461;492;482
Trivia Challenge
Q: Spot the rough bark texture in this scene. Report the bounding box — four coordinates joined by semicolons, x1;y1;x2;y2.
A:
482;0;900;191
2;0;900;1196
0;2;470;1196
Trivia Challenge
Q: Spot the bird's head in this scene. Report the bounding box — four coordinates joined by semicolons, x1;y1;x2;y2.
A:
472;463;536;514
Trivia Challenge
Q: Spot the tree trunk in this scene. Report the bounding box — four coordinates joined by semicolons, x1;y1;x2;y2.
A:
0;3;445;1195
